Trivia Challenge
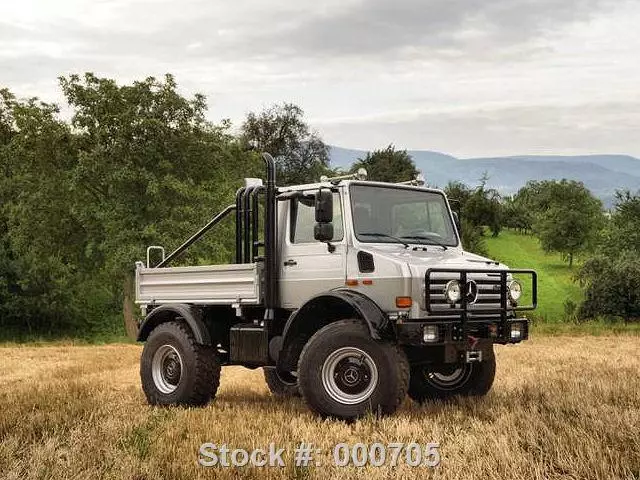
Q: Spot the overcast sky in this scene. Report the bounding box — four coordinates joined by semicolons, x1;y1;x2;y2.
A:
2;0;639;158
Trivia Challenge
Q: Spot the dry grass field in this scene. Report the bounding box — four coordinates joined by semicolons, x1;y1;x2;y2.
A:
1;335;638;480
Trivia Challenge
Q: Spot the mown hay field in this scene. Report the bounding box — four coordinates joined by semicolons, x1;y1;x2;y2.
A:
0;335;638;480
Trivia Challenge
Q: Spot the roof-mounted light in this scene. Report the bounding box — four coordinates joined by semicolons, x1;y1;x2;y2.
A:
396;170;426;186
320;168;368;183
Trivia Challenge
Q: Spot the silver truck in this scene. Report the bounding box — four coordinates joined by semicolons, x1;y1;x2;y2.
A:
136;153;537;420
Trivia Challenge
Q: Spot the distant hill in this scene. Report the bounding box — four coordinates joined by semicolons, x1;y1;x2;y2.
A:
328;146;640;208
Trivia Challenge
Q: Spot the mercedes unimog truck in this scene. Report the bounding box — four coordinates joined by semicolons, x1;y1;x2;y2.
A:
135;153;537;420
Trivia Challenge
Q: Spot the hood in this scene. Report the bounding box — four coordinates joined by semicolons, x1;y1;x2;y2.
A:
364;244;508;276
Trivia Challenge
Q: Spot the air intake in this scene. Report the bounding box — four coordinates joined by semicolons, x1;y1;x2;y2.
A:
357;251;375;273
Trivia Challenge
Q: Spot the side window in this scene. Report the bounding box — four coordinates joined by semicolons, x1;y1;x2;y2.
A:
291;192;344;243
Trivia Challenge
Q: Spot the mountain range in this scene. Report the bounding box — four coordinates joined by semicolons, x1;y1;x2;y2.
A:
328;146;640;208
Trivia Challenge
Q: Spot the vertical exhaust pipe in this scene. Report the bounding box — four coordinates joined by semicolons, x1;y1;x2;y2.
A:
262;153;277;321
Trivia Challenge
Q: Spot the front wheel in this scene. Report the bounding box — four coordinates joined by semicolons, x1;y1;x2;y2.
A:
408;348;496;403
140;321;221;406
298;319;409;420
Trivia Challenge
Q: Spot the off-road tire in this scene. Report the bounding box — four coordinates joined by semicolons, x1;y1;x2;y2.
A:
263;367;300;397
298;319;409;420
408;347;496;403
140;321;221;406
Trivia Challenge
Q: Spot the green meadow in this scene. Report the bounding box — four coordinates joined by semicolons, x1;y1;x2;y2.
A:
485;230;583;323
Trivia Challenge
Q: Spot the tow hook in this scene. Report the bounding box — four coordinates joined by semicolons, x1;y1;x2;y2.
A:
465;350;483;363
465;335;483;363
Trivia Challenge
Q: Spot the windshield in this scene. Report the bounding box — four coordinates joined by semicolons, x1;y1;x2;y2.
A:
350;185;458;247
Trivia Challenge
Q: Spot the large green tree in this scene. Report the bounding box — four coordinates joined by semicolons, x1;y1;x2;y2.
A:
240;103;328;185
0;74;261;338
521;180;604;267
59;73;257;277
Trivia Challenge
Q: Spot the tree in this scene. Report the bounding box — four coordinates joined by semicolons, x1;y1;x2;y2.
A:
576;190;640;323
501;196;532;234
60;73;261;334
0;90;87;335
240;103;329;185
524;180;604;267
0;74;261;338
350;145;417;183
463;185;502;237
599;190;640;256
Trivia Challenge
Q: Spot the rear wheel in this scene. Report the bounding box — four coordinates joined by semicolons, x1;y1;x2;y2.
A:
140;321;221;406
298;319;409;420
263;367;300;397
408;347;496;403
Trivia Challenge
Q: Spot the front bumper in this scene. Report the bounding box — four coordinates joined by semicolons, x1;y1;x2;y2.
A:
411;267;536;345
396;317;530;346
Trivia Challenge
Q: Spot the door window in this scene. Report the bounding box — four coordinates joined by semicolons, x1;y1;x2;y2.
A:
291;192;344;243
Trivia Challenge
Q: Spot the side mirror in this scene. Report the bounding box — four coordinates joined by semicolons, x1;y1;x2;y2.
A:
314;222;334;242
315;189;333;223
452;211;462;235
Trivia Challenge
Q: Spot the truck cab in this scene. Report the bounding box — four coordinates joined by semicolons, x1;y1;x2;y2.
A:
135;153;536;420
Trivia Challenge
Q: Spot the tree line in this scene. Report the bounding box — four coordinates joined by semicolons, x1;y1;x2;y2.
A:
0;74;638;340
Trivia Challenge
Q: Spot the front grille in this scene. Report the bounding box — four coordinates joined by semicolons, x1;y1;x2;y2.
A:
426;275;504;313
423;268;537;316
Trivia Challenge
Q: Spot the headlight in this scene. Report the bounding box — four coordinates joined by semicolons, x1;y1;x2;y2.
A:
510;322;523;340
423;325;439;343
444;280;462;304
508;280;523;302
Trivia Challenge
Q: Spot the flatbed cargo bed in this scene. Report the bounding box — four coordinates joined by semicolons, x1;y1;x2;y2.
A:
135;262;262;306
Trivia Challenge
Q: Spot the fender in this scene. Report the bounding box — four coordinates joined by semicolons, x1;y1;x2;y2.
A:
137;304;211;345
282;288;390;345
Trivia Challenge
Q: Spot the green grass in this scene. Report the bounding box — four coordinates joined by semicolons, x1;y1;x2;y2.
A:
484;230;583;323
531;319;640;336
0;333;135;347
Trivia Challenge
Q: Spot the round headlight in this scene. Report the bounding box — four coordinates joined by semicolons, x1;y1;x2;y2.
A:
444;280;462;304
508;280;523;302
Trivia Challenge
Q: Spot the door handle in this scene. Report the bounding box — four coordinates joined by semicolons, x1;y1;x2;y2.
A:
283;259;297;266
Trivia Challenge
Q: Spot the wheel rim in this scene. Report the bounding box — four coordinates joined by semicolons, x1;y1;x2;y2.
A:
321;347;379;405
424;364;472;390
152;344;183;394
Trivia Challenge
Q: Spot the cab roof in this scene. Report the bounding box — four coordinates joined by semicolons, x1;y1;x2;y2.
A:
277;179;446;196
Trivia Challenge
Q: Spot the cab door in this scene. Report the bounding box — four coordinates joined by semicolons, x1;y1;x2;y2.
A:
279;190;347;309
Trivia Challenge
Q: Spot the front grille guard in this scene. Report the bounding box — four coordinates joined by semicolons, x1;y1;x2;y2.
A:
425;268;537;342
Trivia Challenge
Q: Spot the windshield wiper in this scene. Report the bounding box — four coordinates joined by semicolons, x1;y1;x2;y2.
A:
401;235;449;251
359;232;410;248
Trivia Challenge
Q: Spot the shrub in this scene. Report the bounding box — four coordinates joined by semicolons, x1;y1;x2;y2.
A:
577;252;640;323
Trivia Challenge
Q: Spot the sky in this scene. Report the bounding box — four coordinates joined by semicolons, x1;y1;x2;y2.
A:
2;0;639;158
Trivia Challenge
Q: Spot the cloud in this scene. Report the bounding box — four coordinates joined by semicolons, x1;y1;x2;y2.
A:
317;100;640;157
146;0;614;62
1;0;638;157
1;0;616;68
